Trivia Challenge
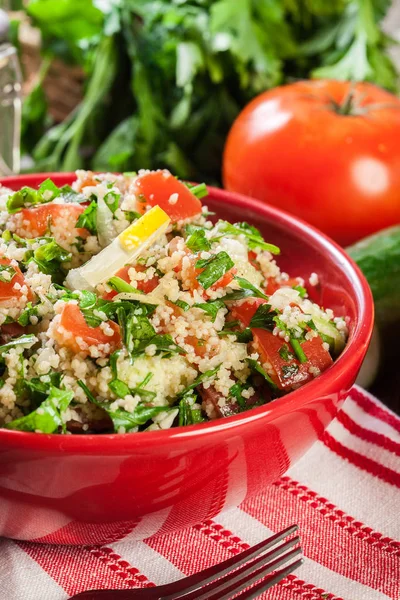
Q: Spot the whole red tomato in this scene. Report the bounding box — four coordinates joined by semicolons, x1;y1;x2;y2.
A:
223;80;400;245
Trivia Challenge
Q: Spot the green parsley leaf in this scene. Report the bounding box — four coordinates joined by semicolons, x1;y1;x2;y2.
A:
249;303;277;330
7;187;38;213
76;201;97;234
108;276;142;294
104;190;120;214
178;393;204;426
0;334;37;357
34;239;72;265
77;380;170;433
168;298;190;312
59;184;87;203
38;178;60;201
218;221;280;254
17;302;39;327
25;372;62;408
247;358;278;390
221;276;269;302
0;264;16;283
194;300;224;321
179;365;221;397
186;229;211;252
109;378;130;398
4;386;73;433
196;251;234;289
6;179;60;214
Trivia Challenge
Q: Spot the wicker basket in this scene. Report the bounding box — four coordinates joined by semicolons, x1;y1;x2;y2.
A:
18;14;84;122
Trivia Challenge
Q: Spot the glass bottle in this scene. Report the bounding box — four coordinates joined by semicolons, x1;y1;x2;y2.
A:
0;8;22;175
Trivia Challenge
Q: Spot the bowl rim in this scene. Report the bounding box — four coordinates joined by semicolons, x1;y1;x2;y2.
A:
0;173;374;452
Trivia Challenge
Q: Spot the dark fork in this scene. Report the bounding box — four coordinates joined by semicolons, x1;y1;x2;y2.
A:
70;524;302;600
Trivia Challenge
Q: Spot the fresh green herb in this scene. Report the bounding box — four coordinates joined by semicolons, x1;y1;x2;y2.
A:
178;393;204;426
108;276;142;294
293;285;307;298
196;252;234;290
229;382;249;409
249;303;277;330
0;334;37;357
236;328;253;343
281;364;299;379
6;179;60;213
34;239;71;265
4;386;73;433
0;264;16;284
218;325;253;343
22;0;398;181
78;379;170;433
168;298;190;312
38;178;60;201
290;338;308;363
218;221;280;254
17;302;39;327
279;344;295;362
186;229;211;253
32;239;72;282
179;365;221;397
59;185;87;203
76;201;97;234
138;372;153;388
116;303;184;358
2;230;12;242
104;190;120;214
222;277;269;302
194;300;224;322
306;319;317;331
185;223;206;236
247;358;278;390
7;187;39;214
25;372;62;408
186;182;208;199
108;378;130;399
124;210;142;222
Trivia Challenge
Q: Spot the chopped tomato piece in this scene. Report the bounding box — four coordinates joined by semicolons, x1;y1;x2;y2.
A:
54;303;121;356
13;204;88;238
0;257;33;303
211;268;236;290
248;251;260;271
264;277;301;295
134;170;202;222
103;265;160;300
232;299;332;390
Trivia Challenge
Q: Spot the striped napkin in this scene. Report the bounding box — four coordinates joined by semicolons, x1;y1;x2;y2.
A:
1;385;399;600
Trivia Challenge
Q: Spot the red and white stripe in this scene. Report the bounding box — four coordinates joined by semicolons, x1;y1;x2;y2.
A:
1;386;399;600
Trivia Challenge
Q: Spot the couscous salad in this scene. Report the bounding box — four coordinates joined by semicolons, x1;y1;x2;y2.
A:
0;170;348;434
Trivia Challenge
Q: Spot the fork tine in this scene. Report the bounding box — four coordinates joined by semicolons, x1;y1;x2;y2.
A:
177;536;300;600
198;547;302;600
161;524;298;600
234;558;304;600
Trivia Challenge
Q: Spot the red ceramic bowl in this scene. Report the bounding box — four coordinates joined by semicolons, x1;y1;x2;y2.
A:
0;174;373;545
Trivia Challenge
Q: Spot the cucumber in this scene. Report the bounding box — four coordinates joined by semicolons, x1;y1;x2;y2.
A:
312;315;346;356
347;225;400;327
347;226;400;388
